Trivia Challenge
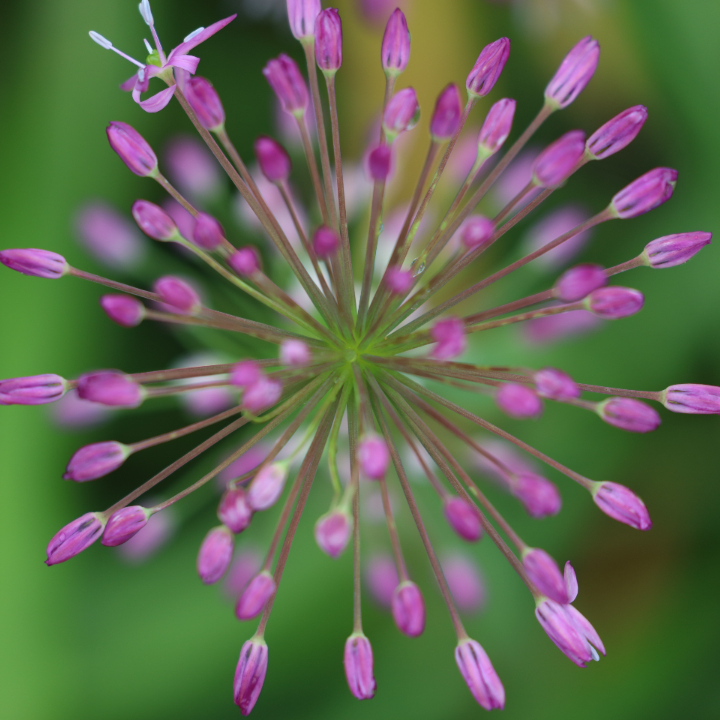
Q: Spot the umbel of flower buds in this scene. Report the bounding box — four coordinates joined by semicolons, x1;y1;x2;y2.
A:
184;76;226;131
430;84;462;142
315;8;342;74
254;136;292;183
0;248;69;279
106;121;158;177
381;8;410;77
466;37;510;99
586;105;648;160
545;36;600;109
642;232;712;268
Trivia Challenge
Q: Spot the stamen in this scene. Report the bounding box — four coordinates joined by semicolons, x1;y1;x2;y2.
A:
184;27;205;43
89;31;146;69
143;38;153;54
138;0;153;25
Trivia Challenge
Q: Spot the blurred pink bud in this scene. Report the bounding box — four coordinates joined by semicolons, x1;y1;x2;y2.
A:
381;8;410;76
598;397;660;433
50;390;112;429
0;374;67;405
184;76;226;131
100;294;145;328
315;8;342;72
234;637;268;715
366;554;398;607
314;509;352;558
565;561;579;603
466;37;510;98
386;266;413;294
154;276;202;314
132;199;178;241
460;215;494;249
64;440;130;482
455;638;505;710
197;525;234;584
536;599;605;666
235;571;277;620
430;317;466;360
514;471;562;518
663;384;720;414
192;212;225;250
224;549;262;599
586;105;648;160
525;309;601;344
443;496;483;542
231;361;262;388
358;435;390;480
263;54;309;115
46;512;105;565
532;130;586;188
218;487;253;533
229;246;261;276
643;232;712;268
254;136;292;183
430;84;462;141
0;248;68;279
102;506;150;546
75;203;145;269
383;88;420;139
313;225;340;257
442;554;486;613
368;144;392;180
344;633;376;700
555;263;607;303
534;367;580;400
287;0;321;39
76;371;144;408
523;548;569;603
117;509;175;562
248;463;288;511
163;199;196;239
593;481;651;530
610;167;677;219
496;383;543;419
280;339;311;367
586;286;644;319
544;36;600;109
523;205;593;270
392;581;426;637
243;377;283;414
106;121;158;177
478;98;516;154
164;136;222;199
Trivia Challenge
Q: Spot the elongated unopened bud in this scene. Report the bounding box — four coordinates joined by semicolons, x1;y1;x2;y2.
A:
642;232;712;268
233;636;268;714
344;633;376;700
0;248;68;279
430;84;462;142
315;8;342;74
455;638;505;710
466;37;510;99
0;374;68;405
477;98;516;155
107;121;158;177
102;506;151;546
46;512;106;565
381;8;410;77
132;200;178;241
532;130;586;188
64;440;131;482
662;384;720;414
592;481;651;530
610;167;677;219
585;286;644;319
100;295;146;327
586;105;647;160
545;36;600;109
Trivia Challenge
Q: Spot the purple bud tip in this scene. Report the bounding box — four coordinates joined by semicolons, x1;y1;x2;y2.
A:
586;286;644;319
185;76;226;131
247;463;288;511
466;37;511;98
287;0;321;40
643;231;712;268
381;8;410;76
478;98;516;154
522;548;569;604
545;36;600;109
554;263;607;302
357;434;390;479
100;295;145;328
313;225;340;258
218;487;253;533
534;367;580;400
663;384;720;414
0;248;68;279
132;200;178;241
598;397;661;433
455;638;505;710
234;637;269;715
197;525;234;584
344;633;376;700
314;509;352;558
430;317;467;360
535;599;605;666
254;136;292;183
315;8;342;72
593;481;651;530
586;105;648;160
611;167;678;219
242;376;283;414
443;496;483;542
102;506;151;546
154;275;202;314
496;383;543;419
46;512;105;565
231;360;262;388
106;121;158;177
533;130;586;188
76;371;144;408
280;339;311;367
229;246;262;276
0;374;67;405
386;266;413;295
460;215;495;249
64;440;131;482
192;212;225;250
513;471;562;518
392;581;426;637
235;571;277;620
430;84;462;141
368;144;392;181
383;87;420;139
263;54;309;115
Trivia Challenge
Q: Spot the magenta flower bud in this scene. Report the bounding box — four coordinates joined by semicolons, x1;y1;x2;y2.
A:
314;509;352;558
243;376;283;414
46;512;105;565
642;232;712;268
131;199;178;241
478;98;516;154
466;37;511;99
357;435;390;480
534;367;580;401
287;0;321;40
63;440;131;482
663;384;720;414
197;525;234;584
233;637;268;715
184;76;226;131
442;554;486;613
106;121;158;177
496;383;543;419
100;295;145;328
455;638;505;710
102;506;151;546
229;246;261;276
535;599;605;666
586;286;644;319
391;581;426;637
513;471;562;518
315;9;342;73
381;8;410;77
230;361;261;389
430;84;462;141
593;481;651;530
0;374;67;405
0;248;68;279
586;105;648;160
280;339;311;367
218;487;253;533
532;130;586;188
235;571;277;620
598;397;661;433
383;87;420;139
522;548;569;604
344;633;376;700
430;317;466;360
263;54;309;115
247;463;288;511
76;371;144;408
313;225;340;258
192;212;225;250
154;276;202;314
386;266;413;294
554;263;607;302
443;496;483;542
544;36;600;109
254;136;292;183
460;215;495;249
367;144;392;180
610;167;678;219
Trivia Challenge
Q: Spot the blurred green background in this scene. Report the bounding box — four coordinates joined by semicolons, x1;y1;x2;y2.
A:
1;0;719;718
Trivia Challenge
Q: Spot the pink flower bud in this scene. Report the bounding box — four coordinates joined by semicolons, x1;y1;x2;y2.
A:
443;496;483;542
184;76;226;131
102;506;151;546
243;376;283;414
247;463;288;510
0;374;67;405
106;121;158;177
586;105;648;160
117;510;176;563
430;317;466;360
234;637;268;715
522;548;569;603
586;286;644;319
366;554;398;607
100;295;145;327
367;144;392;181
593;481;651;530
455;638;505;710
642;232;712;268
525;309;601;344
131;200;178;241
430;84;462;141
663;384;720;414
460;215;494;249
392;581;426;637
76;203;144;270
0;248;68;279
46;512;105;565
154;276;202;314
192;212;225;250
554;263;607;302
532;130;586;188
381;8;410;76
218;487;253;533
313;225;340;258
478;98;516;154
466;37;511;98
63;441;131;482
535;599;605;666
263;54;309;115
229;246;261;276
598;397;660;433
564;561;579;602
386;266;413;294
534;367;580;400
344;633;376;700
164;136;221;200
76;371;144;408
383;87;420;139
314;509;352;558
357;435;390;480
254;136;292;183
280;339;311;367
235;571;277;620
496;383;543;419
442;554;486;613
315;8;342;73
197;525;234;584
513;471;562;518
287;0;321;39
544;36;600;109
230;361;261;388
610;167;678;219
